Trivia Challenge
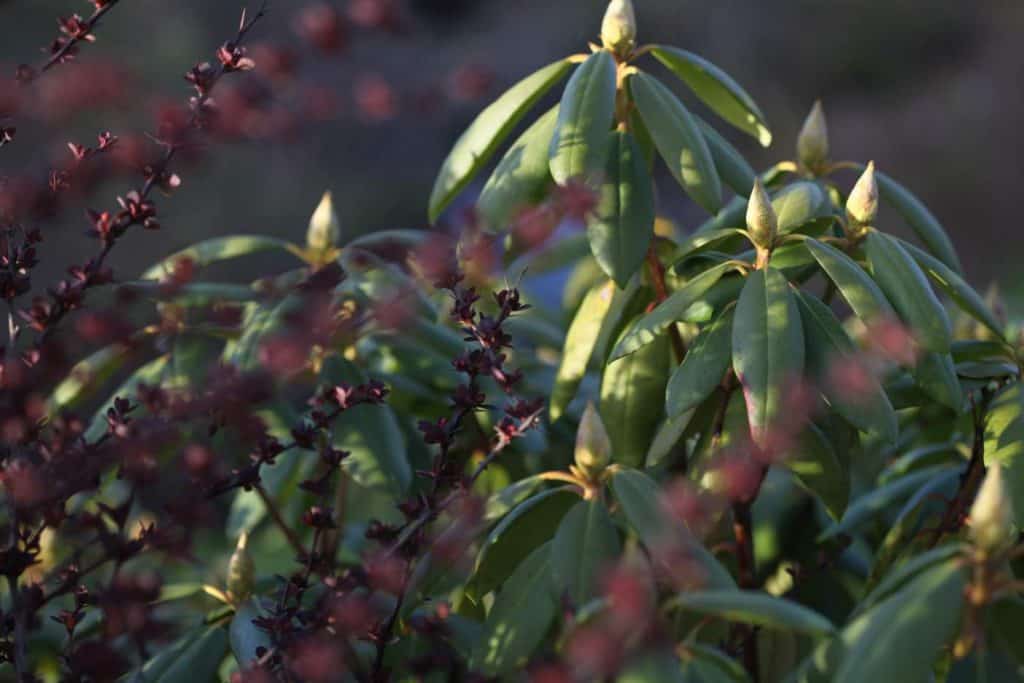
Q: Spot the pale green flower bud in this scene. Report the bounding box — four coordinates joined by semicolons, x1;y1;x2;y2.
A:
307;191;342;252
601;0;637;57
575;402;612;478
745;179;778;250
797;100;829;171
227;532;255;603
969;463;1016;554
846;161;879;226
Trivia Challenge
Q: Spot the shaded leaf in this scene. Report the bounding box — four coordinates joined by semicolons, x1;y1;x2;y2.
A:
785;423;849;520
550;500;621;605
671;590;835;637
805;238;893;324
666;305;734;418
551;280;617;420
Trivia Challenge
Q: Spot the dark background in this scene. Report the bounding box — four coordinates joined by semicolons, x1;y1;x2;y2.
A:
3;0;1022;313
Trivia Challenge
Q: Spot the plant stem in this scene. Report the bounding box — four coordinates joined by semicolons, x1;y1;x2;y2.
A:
646;245;687;363
732;498;760;682
254;483;306;559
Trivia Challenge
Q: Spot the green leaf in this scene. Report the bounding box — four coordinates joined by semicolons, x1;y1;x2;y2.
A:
818;465;955;540
671;590;835;637
673;228;749;265
224;295;304;371
471;488;578;597
485;475;545;521
785;423;849;520
470;543;557;675
833;560;967;683
321;357;411;495
550;500;621;605
611;468;736;590
549;50;618;184
611;262;733;360
646;410;696;469
732;267;804;447
772;181;830;234
985;383;1024;528
587;130;655;288
429;59;573;221
477;106;558;230
47;342;139;416
898;238;1006;341
680;645;750;683
805;239;894;325
863;165;962;274
617;651;686;683
630;72;722;213
155;625;229;683
864;230;952;353
695;116;756;197
856;543;965;616
601;325;670;468
795;290;897;441
230;600;274;667
666;305;734;418
551;280;616;421
140;235;300;280
650;46;771;147
913;352;964;412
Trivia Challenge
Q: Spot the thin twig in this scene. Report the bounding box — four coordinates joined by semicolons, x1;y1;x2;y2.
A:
254;482;307;559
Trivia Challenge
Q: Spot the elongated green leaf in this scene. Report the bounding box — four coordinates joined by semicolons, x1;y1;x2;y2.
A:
550;500;621;605
786;423;849;520
48;342;138;415
985;383;1024;527
651;46;771;147
795;290;897;441
913;352;963;412
321;357;411;495
833;561;967;683
611;469;736;590
601;326;670;468
805;239;894;324
646;409;696;468
470;543;557;675
485;475;545;521
230;600;274;667
898;238;1006;341
864;230;951;353
673;228;749;265
772;181;830;234
156;625;229;683
863;165;962;273
549;50;617;184
695;116;756;197
472;488;578;597
429;59;573;221
856;543;965;616
587;130;655;288
477;106;558;230
346;229;428;253
818;465;955;540
140;235;300;280
672;590;834;637
551;280;616;420
630;72;721;213
732;267;804;447
618;652;687;683
611;262;733;360
667;306;734;418
680;645;749;683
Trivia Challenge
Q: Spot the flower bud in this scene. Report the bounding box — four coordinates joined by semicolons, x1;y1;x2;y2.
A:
846;161;879;226
227;531;255;603
575;402;612;478
307;190;342;252
797;100;829;171
969;463;1016;554
600;0;637;57
745;179;778;250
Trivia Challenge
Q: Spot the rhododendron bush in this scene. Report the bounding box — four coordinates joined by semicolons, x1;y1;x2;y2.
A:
2;1;1023;681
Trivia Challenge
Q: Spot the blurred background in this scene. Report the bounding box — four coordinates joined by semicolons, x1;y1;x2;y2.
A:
2;0;1022;312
